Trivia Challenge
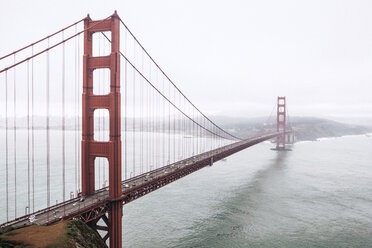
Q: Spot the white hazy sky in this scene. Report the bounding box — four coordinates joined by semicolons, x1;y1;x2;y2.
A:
1;0;371;119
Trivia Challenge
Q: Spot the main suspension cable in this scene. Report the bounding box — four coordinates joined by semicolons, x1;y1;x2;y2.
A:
0;15;112;74
118;18;241;141
0;18;84;61
101;32;234;141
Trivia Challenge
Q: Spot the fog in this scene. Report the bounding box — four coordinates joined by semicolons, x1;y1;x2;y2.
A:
1;0;371;122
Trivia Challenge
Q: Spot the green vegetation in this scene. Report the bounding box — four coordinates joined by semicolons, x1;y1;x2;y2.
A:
0;220;106;248
65;220;107;248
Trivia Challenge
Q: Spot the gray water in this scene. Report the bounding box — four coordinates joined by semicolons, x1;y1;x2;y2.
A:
1;133;371;247
122;134;372;248
0;129;231;222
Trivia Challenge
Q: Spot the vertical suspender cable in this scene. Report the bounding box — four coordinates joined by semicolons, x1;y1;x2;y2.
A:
133;40;136;177
184;98;186;158
162;76;165;167
147;62;151;169
191;105;193;155
98;35;101;188
32;46;35;211
77;32;81;193
214;126;216;149
102;38;107;186
46;38;50;208
152;63;154;168
184;99;186;157
181;98;183;158
124;28;128;179
13;54;17;218
203;118;205;152
155;69;158;168
153;70;156;168
103;74;106;186
27;60;30;213
210;122;213;150
149;61;152;169
62;31;66;201
141;55;144;173
103;34;106;186
149;60;152;169
180;98;183;159
147;76;149;171
185;99;187;157
178;97;181;160
182;99;184;157
173;87;175;163
200;116;202;153
5;71;9;221
74;26;78;195
193;107;195;155
168;80;170;165
196;112;198;155
191;106;194;155
140;51;143;174
147;75;150;171
198;114;201;154
102;41;106;186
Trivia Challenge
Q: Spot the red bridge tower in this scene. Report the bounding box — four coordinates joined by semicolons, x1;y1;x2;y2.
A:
82;12;122;247
276;96;286;150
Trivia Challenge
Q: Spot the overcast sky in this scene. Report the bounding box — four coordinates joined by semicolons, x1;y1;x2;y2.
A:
1;0;371;120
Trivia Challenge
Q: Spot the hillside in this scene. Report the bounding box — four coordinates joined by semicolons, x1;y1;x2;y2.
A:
210;116;372;141
0;220;106;248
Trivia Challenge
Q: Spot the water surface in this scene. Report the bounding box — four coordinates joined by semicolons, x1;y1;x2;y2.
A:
123;135;372;248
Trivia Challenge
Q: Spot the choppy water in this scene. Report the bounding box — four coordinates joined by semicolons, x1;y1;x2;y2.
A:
1;133;371;247
123;134;372;248
0;129;227;222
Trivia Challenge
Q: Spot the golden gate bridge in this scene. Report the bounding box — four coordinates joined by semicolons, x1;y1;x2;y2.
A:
0;11;292;247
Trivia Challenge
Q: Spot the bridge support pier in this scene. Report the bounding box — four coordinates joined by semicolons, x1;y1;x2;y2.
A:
87;214;110;244
109;202;123;248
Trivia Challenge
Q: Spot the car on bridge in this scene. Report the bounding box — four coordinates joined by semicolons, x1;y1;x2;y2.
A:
28;215;36;223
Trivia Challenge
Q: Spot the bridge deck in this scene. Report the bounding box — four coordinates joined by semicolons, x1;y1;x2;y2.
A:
1;132;288;231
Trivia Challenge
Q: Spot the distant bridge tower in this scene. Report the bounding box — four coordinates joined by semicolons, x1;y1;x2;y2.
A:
82;12;122;247
276;96;286;150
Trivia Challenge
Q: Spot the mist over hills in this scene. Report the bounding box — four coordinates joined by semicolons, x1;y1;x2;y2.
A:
210;115;372;141
0;115;370;142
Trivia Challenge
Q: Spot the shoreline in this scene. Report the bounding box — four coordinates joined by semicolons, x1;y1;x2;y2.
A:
295;132;372;144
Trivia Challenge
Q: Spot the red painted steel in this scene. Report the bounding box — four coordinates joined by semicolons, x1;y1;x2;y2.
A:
276;96;286;149
82;11;122;247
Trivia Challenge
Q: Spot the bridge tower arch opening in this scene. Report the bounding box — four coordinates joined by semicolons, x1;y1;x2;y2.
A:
82;11;122;248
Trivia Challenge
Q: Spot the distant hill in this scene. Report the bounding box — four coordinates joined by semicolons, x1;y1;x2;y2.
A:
0;115;370;142
209;116;372;141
